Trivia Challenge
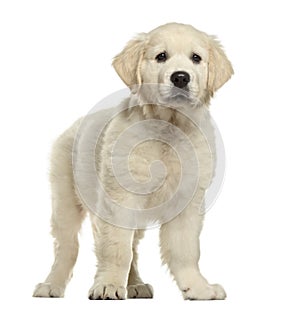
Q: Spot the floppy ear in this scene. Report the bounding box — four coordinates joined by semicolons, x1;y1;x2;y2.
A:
112;33;148;88
207;36;234;95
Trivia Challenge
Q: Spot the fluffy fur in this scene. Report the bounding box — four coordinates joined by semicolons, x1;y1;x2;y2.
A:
33;23;233;300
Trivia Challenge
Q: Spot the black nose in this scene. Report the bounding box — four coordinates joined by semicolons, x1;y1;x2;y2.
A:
170;71;190;88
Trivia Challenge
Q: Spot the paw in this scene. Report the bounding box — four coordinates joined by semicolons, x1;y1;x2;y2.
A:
33;282;64;298
127;283;153;298
182;283;226;300
88;284;126;300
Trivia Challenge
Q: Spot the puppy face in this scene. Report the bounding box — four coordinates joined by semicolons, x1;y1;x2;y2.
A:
113;23;233;105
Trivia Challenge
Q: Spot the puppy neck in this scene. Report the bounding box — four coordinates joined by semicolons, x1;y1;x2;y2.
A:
128;92;206;130
142;104;175;122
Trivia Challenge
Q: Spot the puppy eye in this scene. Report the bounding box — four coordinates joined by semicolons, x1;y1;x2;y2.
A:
155;52;167;63
192;53;202;64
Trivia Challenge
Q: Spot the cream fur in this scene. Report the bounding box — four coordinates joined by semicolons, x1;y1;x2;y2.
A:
33;22;233;300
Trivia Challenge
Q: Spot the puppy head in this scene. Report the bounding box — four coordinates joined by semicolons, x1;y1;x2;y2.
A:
113;23;233;105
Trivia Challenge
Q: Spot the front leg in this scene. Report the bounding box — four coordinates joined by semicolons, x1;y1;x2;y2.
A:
159;203;226;300
89;215;134;300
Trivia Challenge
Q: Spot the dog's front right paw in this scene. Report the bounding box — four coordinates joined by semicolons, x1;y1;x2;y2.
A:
88;283;126;300
33;282;65;298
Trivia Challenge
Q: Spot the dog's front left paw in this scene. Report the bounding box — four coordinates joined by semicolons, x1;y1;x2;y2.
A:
127;283;153;298
33;282;65;298
88;283;126;300
182;283;226;300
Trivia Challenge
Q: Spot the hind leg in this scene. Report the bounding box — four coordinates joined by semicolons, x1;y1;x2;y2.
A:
33;194;86;297
33;132;86;297
127;230;153;299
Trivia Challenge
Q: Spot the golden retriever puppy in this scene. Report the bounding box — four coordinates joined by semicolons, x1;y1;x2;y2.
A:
33;22;233;300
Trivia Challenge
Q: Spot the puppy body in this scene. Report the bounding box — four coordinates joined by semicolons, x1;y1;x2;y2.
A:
33;23;233;300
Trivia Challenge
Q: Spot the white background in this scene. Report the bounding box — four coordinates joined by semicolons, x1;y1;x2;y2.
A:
0;0;300;310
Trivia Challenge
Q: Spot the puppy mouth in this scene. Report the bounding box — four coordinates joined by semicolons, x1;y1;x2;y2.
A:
169;86;190;99
159;84;190;101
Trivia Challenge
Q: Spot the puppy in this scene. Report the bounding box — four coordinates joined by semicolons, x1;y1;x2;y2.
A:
33;22;233;300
